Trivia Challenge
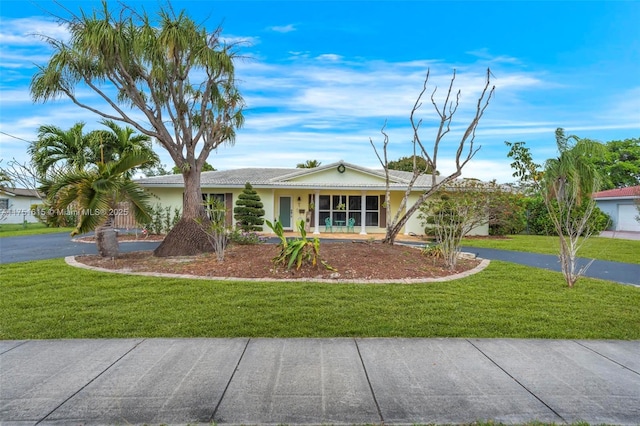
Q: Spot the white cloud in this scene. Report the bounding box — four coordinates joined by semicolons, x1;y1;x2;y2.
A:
268;24;297;33
315;53;342;62
0;17;69;45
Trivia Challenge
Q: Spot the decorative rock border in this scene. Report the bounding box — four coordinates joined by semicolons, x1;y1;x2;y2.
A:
65;255;490;284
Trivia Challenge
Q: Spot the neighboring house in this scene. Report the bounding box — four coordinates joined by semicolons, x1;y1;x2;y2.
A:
593;186;640;232
0;187;43;224
136;160;489;236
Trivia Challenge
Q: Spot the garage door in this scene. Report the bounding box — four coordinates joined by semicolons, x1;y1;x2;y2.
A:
617;204;640;232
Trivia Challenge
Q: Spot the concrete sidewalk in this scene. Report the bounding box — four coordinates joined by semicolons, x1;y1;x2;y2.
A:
2;338;639;425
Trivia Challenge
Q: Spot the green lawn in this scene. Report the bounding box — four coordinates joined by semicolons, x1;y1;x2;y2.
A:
462;234;640;264
2;258;638;340
0;222;75;238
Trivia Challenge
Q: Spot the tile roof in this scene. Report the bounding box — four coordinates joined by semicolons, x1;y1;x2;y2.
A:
592;185;640;199
136;161;445;190
0;187;42;198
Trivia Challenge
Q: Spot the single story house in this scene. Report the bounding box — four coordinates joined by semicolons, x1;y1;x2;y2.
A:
0;187;42;224
136;160;489;236
593;185;640;232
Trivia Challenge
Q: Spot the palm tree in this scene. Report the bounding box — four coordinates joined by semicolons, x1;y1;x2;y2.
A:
87;119;160;174
44;152;153;257
543;129;604;202
542;128;606;287
29;123;93;177
296;160;322;168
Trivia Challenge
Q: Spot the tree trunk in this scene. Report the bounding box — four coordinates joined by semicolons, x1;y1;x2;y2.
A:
95;226;119;258
153;168;213;257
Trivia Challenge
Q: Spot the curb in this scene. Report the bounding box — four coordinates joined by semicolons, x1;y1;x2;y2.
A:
64;256;491;284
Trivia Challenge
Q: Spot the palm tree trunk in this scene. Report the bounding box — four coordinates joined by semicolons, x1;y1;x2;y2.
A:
95;225;119;258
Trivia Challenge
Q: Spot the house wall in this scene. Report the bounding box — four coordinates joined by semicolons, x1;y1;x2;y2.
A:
143;186;490;236
596;199;640;232
0;194;42;224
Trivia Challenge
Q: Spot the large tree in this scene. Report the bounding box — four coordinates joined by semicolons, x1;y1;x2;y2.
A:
370;68;494;244
30;2;244;256
387;155;438;174
296;160;322;168
598;138;640;189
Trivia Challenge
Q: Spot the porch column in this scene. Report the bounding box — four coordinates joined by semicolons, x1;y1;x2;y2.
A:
360;191;367;235
313;190;320;234
270;189;276;234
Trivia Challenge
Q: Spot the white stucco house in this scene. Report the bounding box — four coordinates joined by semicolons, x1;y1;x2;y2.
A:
0;188;42;224
593;185;640;232
136;160;489;236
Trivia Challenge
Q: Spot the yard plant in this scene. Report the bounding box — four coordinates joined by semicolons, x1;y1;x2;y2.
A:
266;219;333;271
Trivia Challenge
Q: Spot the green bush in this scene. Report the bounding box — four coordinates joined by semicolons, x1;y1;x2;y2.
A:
229;229;266;245
489;192;527;236
524;196;611;236
147;204;181;234
234;182;264;232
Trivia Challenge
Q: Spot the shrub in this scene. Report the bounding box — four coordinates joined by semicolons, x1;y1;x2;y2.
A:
147;203;181;234
524;196;611;236
229;229;266;245
234;182;265;232
196;198;228;262
266;219;334;271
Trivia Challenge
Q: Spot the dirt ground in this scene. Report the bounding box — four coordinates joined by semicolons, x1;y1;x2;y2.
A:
75;238;481;281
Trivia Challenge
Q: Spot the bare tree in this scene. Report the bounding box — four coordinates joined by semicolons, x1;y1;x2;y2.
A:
0;158;44;199
370;68;495;244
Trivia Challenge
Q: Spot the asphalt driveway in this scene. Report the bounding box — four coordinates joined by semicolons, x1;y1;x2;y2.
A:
1;232;638;286
0;231;160;264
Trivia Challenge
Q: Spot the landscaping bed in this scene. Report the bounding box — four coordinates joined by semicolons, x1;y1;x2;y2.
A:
75;242;481;281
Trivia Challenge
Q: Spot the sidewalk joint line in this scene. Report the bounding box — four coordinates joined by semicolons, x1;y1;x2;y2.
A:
0;340;30;355
573;340;640;376
35;338;147;425
209;337;251;423
354;338;385;425
466;339;567;424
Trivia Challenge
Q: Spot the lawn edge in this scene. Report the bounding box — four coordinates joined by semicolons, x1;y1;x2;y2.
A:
64;255;491;284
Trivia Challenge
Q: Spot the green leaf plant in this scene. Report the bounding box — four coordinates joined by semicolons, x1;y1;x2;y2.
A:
266;219;335;271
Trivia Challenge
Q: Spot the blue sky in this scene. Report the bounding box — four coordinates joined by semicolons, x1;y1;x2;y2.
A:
1;1;639;183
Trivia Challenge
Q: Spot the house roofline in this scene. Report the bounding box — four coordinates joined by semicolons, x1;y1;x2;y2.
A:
140;182;431;192
274;160;410;184
593;195;640;201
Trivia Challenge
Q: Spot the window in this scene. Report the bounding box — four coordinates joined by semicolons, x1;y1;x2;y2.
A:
317;194;379;227
202;193;226;221
0;199;8;210
365;196;379;226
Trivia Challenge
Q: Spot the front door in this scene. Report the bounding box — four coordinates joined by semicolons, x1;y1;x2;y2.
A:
279;196;292;229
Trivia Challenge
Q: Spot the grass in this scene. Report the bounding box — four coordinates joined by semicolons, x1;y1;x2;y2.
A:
462;234;640;264
2;258;639;340
0;222;75;238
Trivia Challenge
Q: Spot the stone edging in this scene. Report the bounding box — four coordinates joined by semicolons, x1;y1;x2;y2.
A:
72;237;162;244
64;256;491;284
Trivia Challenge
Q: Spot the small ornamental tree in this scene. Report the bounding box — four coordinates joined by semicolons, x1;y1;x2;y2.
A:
233;182;265;232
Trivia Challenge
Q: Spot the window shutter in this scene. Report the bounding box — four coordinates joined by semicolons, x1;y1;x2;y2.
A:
225;193;233;226
379;195;386;228
308;194;315;226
